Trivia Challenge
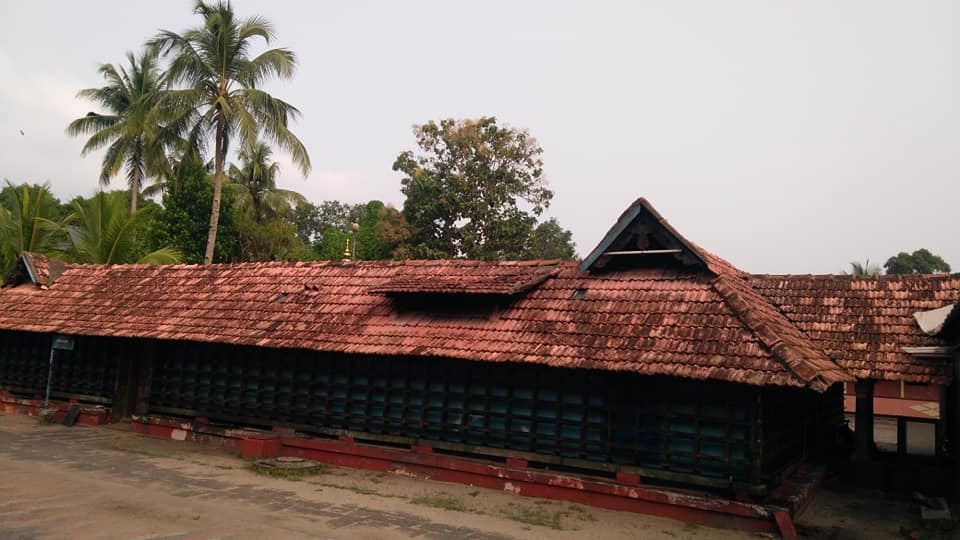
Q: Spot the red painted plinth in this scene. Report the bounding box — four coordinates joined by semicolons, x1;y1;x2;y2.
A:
279;436;781;534
0;391;110;425
616;471;642;485
506;457;529;468
128;414;811;537
131;415;280;459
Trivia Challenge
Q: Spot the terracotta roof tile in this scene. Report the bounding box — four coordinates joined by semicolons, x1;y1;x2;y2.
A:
0;259;850;391
367;260;561;295
751;274;960;383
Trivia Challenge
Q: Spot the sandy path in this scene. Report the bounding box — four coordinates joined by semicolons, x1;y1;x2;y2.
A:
0;413;752;540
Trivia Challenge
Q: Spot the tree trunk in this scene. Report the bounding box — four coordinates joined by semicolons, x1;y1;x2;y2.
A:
130;143;142;214
204;113;225;264
130;166;140;214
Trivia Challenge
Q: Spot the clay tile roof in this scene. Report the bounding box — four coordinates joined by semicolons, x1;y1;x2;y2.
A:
0;190;871;394
367;260;561;295
0;256;855;391
750;274;960;384
16;252;70;288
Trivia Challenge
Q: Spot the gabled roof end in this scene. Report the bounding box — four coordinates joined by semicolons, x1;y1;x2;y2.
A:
579;198;719;275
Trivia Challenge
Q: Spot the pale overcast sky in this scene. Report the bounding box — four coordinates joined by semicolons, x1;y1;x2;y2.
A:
2;1;957;274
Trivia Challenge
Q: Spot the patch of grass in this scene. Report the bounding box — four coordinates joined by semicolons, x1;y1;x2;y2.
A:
501;503;595;531
500;505;564;530
567;505;597;522
248;462;327;481
468;490;480;497
411;494;468;512
312;481;406;499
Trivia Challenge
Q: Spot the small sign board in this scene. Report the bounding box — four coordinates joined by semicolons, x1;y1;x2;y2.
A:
52;334;75;351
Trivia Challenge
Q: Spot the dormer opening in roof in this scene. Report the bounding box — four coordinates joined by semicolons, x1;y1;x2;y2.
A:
579;198;712;274
367;261;562;318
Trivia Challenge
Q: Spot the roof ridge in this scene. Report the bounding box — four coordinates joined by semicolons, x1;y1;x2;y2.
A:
751;273;960;280
711;274;852;391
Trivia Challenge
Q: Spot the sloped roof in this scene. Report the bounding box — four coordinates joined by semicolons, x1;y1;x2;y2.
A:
0;255;850;391
751;274;960;384
367;260;561;295
16;252;70;288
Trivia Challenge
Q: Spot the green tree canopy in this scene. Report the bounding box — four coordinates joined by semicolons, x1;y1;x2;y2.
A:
295;200;364;246
314;226;351;261
151;0;311;264
66;49;173;213
313;200;409;261
62;191;181;265
394;117;568;260
883;249;952;275
0;182;68;276
525;218;577;260
147;156;238;264
393;117;551;259
227;140;305;224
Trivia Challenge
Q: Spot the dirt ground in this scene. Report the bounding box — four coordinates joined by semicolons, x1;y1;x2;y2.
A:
0;412;946;540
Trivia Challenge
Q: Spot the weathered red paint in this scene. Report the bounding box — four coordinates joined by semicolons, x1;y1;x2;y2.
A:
128;414;813;537
279;436;780;534
506;457;529;468
616;471;643;485
773;509;798;540
0;390;110;425
130;415;280;459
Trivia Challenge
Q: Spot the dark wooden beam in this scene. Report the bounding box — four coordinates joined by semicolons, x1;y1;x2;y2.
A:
853;379;875;461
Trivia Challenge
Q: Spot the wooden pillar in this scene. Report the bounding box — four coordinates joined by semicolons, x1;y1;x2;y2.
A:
133;339;156;416
853;379;875;461
750;389;763;486
111;340;140;421
953;349;960;498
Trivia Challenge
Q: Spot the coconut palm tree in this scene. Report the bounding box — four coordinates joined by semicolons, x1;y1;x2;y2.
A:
64;191;182;265
66;49;172;213
227;140;304;224
0;182;67;275
150;0;311;264
847;259;882;275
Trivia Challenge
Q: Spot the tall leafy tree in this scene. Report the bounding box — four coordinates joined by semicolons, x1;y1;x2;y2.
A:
63;191;181;265
312;201;409;261
146;155;238;264
227;141;304;224
66;49;171;212
525;218;577;260
315;226;351;261
393;117;553;260
295;200;363;246
225;141;307;261
150;0;311;264
884;249;952;274
0;182;67;276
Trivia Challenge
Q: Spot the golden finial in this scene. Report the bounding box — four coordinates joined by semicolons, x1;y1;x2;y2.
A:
342;238;352;262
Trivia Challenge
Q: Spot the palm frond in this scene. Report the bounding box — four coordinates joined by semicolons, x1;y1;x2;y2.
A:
137;247;183;265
